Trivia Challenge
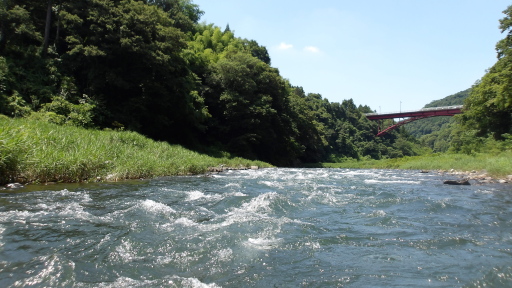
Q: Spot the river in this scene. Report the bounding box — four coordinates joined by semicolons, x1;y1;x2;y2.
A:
1;168;511;287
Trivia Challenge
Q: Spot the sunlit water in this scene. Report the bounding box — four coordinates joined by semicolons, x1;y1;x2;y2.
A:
1;168;512;287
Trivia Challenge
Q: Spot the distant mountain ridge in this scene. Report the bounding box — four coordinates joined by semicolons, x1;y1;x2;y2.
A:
424;89;471;108
405;88;470;138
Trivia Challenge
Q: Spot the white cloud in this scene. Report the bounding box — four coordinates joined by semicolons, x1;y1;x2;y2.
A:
304;46;320;53
278;42;294;50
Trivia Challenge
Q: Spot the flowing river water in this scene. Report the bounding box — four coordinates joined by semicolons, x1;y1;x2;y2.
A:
1;168;512;287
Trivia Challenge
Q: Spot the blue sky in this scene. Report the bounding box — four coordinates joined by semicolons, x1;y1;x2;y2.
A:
192;0;511;113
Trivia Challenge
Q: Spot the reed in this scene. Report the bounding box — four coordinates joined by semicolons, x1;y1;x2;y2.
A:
0;117;271;184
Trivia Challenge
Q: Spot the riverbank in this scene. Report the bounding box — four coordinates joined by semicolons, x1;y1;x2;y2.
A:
0;117;272;185
3;117;511;186
318;151;512;183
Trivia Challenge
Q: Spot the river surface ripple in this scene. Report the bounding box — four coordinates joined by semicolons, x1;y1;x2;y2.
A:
1;168;512;287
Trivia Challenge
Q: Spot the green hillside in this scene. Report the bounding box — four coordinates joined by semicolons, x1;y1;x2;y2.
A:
424;89;471;108
404;89;470;138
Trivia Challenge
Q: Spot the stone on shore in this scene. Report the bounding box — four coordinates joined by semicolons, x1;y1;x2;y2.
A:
437;169;512;184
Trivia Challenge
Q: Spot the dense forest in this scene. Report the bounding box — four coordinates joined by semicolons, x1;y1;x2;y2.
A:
1;1;511;166
0;0;428;166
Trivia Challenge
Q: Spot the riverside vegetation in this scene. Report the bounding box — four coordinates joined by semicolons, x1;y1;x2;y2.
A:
320;150;512;180
1;1;512;184
0;116;270;184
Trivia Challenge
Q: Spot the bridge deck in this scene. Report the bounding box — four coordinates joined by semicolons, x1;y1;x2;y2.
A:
365;105;463;120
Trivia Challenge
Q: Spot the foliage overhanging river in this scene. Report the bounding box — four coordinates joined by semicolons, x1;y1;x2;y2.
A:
1;168;511;287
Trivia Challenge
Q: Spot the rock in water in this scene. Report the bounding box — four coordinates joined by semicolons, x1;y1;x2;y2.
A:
5;183;24;189
443;179;470;185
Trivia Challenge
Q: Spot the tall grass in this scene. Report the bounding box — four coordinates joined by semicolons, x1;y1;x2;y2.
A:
322;152;512;178
0;117;271;184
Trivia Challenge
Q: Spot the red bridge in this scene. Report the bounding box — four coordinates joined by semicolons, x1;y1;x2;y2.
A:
365;105;463;137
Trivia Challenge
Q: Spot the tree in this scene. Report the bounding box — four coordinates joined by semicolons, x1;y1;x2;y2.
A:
205;52;301;164
288;87;327;162
145;0;203;33
59;0;208;140
0;0;61;111
242;39;271;65
41;0;52;56
461;5;512;139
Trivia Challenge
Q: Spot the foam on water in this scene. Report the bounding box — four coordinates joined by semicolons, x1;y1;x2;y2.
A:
224;182;241;188
239;192;278;213
173;217;197;227
341;169;383;177
304;190;343;206
138;199;176;215
369;210;387;217
93;276;221;288
114;239;141;263
365;179;422;185
212;248;233;262
186;190;208;201
168;276;222;288
0;192;97;227
1;169;511;287
258;180;284;189
245;237;282;250
53;188;93;202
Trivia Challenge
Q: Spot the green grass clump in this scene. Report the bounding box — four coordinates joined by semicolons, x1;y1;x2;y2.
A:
0;117;271;184
321;151;512;178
